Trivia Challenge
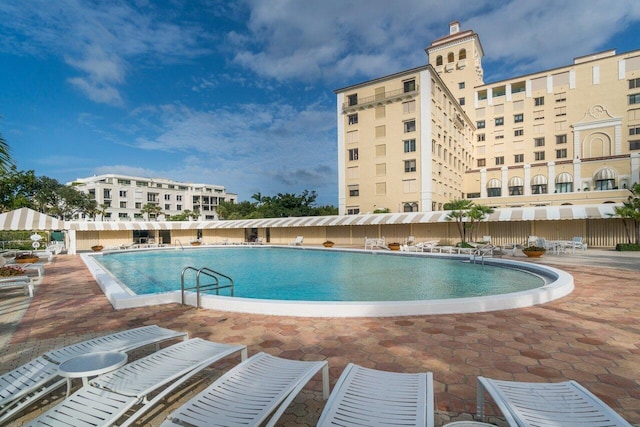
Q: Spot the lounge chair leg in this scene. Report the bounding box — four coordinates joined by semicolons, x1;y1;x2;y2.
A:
321;364;329;399
477;378;485;421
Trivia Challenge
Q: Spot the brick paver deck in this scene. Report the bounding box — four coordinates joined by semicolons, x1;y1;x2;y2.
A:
1;252;639;426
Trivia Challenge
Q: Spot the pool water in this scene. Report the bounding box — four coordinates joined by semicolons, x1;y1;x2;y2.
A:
94;247;544;302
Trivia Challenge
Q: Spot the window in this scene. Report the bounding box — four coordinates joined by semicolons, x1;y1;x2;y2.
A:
404;120;416;133
164;194;171;200
495;117;504;126
447;52;454;63
534;137;545;147
135;202;141;209
458;82;465;89
495;156;504;165
348;148;359;161
477;159;486;167
403;79;416;93
595;179;615;190
375;182;386;195
555;106;567;117
119;190;127;197
487;188;501;197
555;92;566;102
556;134;567;144
629;78;640;89
104;200;111;207
533;110;545;120
436;55;443;66
404;139;416;153
103;189;111;199
514;113;524;123
495;134;504;140
514;154;524;163
119;201;127;208
514;129;524;137
164;204;171;210
347;94;358;106
630;140;640;150
477;133;485;142
556;149;568;158
177;204;182;210
476;120;485;129
118;213;128;219
459;48;467;60
348;185;359;197
348;113;358;125
402;100;415;114
535;151;545;161
630;127;640;135
404;159;417;172
176;195;182;201
117;179;131;185
509;186;523;196
459;97;465;106
556;182;573;193
532;184;547;194
534;96;544;106
629;93;640;105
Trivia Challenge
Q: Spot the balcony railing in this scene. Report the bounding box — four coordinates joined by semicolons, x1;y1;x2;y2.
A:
342;86;419;111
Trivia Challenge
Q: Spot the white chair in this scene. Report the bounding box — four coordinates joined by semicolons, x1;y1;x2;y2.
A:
26;338;247;427
288;236;304;246
569;236;586;254
317;363;434;427
0;325;188;424
0;275;33;297
477;376;632;426
161;352;328;427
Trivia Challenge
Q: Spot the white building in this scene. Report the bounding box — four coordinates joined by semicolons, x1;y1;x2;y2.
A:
69;174;237;221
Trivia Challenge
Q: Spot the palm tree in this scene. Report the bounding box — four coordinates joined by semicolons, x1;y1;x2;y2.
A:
0;132;13;173
613;183;640;244
466;204;495;243
443;199;473;243
140;203;163;220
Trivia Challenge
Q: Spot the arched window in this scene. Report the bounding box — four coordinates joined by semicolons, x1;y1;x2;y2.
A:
594;168;616;190
403;202;418;212
447;52;455;63
555;173;573;193
459;48;467;60
436;55;443;66
487;179;501;197
508;176;523;196
531;175;548;194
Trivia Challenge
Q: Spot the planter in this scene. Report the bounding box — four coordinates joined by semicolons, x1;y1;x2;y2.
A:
15;257;38;264
323;242;334;248
523;250;545;258
91;245;104;252
190;242;202;246
388;243;401;251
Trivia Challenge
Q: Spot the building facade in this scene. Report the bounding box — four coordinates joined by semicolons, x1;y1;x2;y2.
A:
69;174;237;221
336;21;640;214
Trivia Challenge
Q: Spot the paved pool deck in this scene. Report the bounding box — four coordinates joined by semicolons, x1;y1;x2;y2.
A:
1;248;639;426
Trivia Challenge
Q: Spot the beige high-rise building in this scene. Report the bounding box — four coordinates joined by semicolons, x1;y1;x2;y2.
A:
335;21;640;214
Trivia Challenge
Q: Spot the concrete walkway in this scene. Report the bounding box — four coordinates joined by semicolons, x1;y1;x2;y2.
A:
1;249;639;426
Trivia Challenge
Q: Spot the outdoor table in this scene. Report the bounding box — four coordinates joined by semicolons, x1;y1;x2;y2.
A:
57;351;128;396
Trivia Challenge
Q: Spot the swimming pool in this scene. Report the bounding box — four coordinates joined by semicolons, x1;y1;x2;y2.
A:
83;246;574;317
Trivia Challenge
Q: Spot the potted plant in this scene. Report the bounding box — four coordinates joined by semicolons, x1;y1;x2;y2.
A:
190;239;202;246
388;242;401;251
91;245;104;252
323;240;334;248
522;245;546;258
14;253;39;264
0;265;26;277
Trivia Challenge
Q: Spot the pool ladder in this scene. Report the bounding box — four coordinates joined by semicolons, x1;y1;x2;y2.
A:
181;266;234;308
470;244;496;265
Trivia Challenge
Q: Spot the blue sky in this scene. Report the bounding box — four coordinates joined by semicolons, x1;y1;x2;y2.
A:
1;1;640;205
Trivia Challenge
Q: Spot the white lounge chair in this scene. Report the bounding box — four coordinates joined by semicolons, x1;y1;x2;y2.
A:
161;352;328;427
364;236;387;250
289;235;304;246
26;338;247;427
0;325;188;424
317;363;434;427
0;275;33;297
477;376;632;426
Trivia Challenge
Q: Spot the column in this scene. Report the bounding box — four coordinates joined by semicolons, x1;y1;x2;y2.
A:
501;167;508;197
523;164;531;196
573;158;582;192
480;168;487;198
547;162;556;194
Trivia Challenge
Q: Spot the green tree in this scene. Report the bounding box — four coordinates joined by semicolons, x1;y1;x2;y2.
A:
613;183;640;244
140;203;163;220
0;132;12;173
33;176;96;220
0;168;39;212
443;199;474;243
466;204;494;243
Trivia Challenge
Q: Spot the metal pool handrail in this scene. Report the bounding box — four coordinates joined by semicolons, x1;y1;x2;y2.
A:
181;266;234;308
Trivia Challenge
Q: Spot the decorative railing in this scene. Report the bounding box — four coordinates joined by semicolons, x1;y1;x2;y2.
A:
342;86;419;111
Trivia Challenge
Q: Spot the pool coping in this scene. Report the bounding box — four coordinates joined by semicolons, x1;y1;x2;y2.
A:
80;246;574;317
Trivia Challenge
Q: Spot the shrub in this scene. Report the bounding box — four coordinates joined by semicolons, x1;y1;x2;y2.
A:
615;243;640;251
523;246;546;252
15;253;37;260
0;265;26;277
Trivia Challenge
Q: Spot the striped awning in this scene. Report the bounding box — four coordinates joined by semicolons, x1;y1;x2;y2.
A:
555;172;573;183
66;204;621;231
508;176;523;187
594;167;616;180
531;175;548;185
0;208;66;231
487;178;501;188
